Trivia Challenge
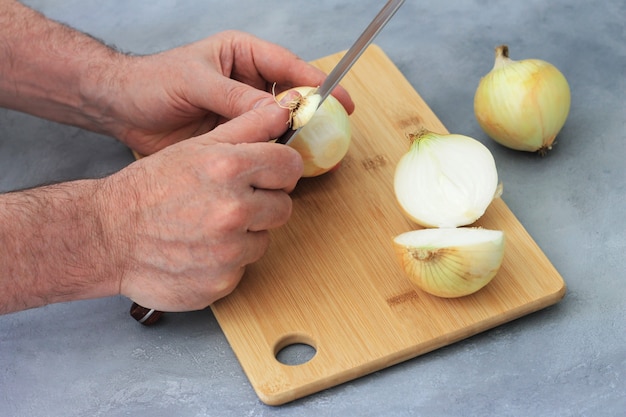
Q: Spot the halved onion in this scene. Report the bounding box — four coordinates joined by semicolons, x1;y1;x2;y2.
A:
394;130;499;228
393;227;505;298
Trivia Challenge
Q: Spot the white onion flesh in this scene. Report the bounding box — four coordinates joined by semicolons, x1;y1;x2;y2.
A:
394;130;499;228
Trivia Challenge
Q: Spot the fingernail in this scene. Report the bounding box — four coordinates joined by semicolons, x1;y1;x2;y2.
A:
278;90;302;107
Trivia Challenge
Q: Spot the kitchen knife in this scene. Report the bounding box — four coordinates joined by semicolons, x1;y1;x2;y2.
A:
129;0;405;325
275;0;405;145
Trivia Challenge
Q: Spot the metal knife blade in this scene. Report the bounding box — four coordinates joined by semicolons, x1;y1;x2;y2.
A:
275;0;405;145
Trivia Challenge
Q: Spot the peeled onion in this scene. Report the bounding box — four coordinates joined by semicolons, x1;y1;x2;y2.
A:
276;86;351;177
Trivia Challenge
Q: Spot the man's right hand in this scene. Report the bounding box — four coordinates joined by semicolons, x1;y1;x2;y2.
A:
100;102;303;312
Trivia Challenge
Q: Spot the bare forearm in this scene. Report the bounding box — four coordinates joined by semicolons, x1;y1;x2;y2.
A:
0;0;128;133
0;180;121;314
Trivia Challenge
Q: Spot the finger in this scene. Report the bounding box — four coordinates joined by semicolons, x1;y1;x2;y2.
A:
330;86;355;115
193;57;355;121
245;189;294;232
214;232;270;287
230;141;303;192
193;31;355;117
204;76;276;120
198;103;292;145
239;34;356;114
209;76;355;121
242;231;270;264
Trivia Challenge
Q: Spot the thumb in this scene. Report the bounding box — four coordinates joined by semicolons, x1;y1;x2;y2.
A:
198;99;291;145
196;76;277;120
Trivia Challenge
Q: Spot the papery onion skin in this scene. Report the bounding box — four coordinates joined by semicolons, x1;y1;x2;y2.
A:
276;86;351;177
393;227;505;298
394;130;499;228
474;45;571;154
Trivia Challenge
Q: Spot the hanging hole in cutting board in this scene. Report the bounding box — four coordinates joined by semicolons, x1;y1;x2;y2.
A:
274;333;317;366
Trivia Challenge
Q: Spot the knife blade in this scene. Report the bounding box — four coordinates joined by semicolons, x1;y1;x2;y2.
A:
275;0;405;145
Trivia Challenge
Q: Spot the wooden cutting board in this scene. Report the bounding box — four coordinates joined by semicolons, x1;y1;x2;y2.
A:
210;45;566;406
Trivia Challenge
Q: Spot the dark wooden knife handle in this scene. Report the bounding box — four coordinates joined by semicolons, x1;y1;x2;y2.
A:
129;302;164;326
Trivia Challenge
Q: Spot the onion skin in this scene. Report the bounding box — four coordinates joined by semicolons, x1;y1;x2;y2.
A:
276;86;351;177
474;45;571;154
393;228;505;298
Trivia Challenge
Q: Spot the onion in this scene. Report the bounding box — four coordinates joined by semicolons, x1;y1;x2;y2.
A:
393;227;505;298
276;86;351;177
393;129;500;228
474;45;571;154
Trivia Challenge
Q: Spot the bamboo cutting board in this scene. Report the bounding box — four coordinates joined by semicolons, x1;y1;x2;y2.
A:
210;45;566;405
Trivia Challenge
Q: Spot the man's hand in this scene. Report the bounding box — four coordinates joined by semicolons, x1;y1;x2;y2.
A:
0;2;350;314
100;102;303;311
92;30;355;155
0;2;353;153
0;102;303;314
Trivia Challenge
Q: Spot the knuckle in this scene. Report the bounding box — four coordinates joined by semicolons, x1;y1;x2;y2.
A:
213;273;242;299
207;151;247;182
225;84;257;111
213;198;250;232
212;239;245;266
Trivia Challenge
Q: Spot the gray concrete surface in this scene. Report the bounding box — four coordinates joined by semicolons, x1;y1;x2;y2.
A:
1;0;625;416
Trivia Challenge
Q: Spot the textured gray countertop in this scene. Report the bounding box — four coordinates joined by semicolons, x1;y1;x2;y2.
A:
1;1;624;416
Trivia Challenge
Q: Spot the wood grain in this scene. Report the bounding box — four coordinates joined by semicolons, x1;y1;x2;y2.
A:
210;45;566;405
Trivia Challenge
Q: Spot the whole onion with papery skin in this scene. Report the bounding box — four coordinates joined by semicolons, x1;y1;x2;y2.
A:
474;45;571;154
